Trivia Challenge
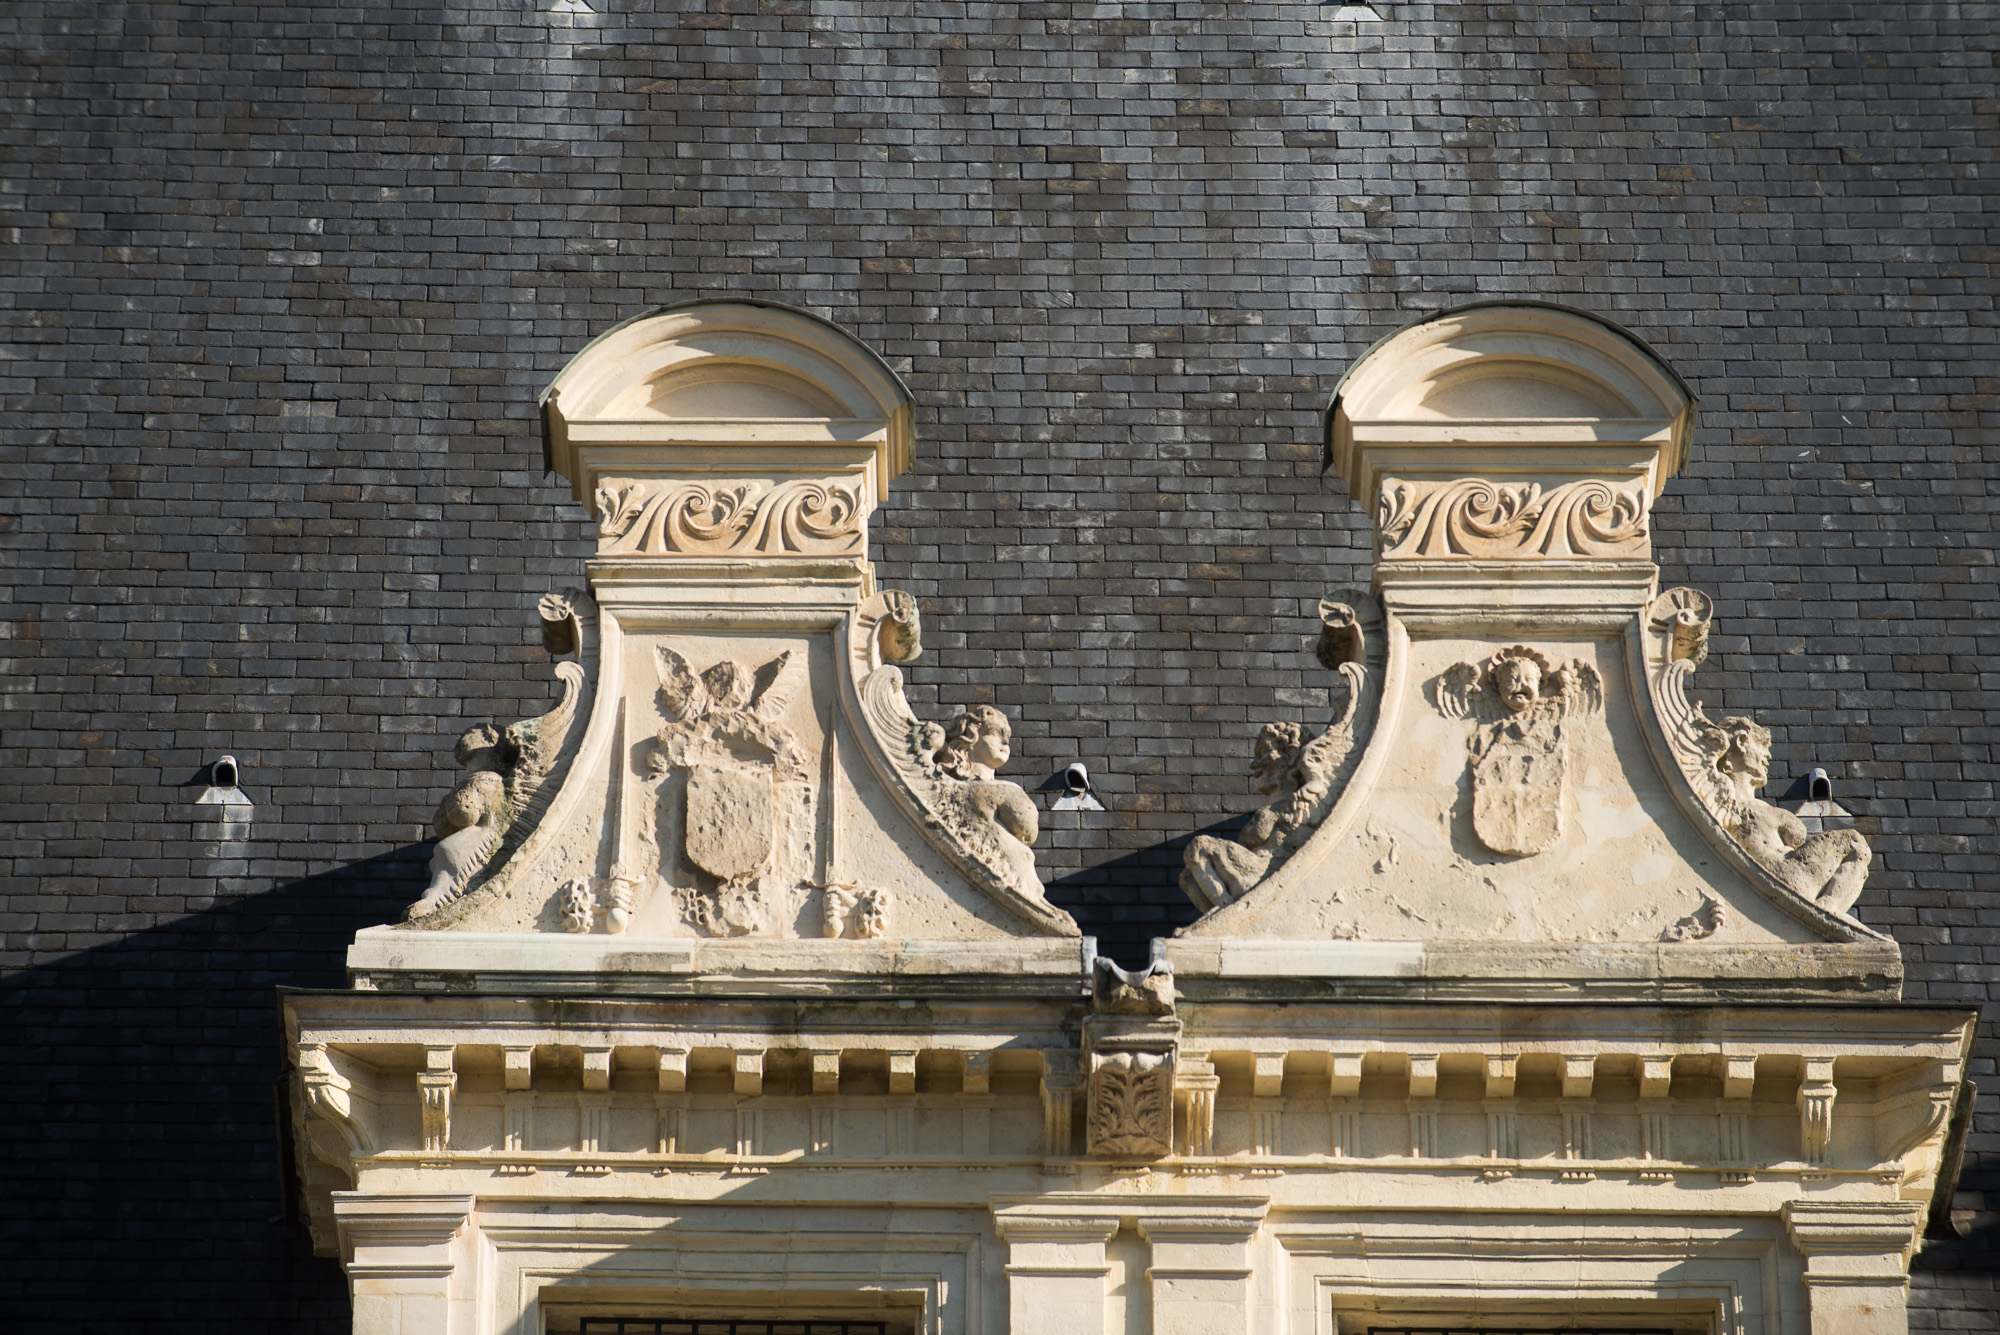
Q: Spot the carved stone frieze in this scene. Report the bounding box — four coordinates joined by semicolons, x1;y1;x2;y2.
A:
595;477;866;557
1433;645;1603;857
1649;587;1873;915
407;593;589;920
1378;476;1650;560
1180;595;1383;912
647;646;814;937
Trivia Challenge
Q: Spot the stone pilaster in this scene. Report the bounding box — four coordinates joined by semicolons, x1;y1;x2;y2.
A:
333;1193;477;1335
1139;1206;1266;1335
1784;1201;1924;1335
993;1210;1119;1334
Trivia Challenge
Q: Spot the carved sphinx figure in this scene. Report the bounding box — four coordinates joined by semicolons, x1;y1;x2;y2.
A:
1697;715;1871;915
1649;587;1873;917
922;704;1041;898
407;595;587;920
1178;597;1379;912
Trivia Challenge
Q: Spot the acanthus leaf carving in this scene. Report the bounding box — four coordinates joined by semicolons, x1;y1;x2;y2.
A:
595;477;867;557
1648;587;1873;916
407;594;589;921
1378;476;1650;560
1432;645;1603;858
1086;1050;1175;1159
1180;593;1383;912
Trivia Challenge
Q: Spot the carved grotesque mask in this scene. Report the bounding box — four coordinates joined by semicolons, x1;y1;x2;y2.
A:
1492;657;1543;714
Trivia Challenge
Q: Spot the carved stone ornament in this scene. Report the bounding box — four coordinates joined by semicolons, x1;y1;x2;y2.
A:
1180;595;1383;912
407;593;589;920
1084;958;1179;1159
595;477;866;557
1649;588;1873;915
1087;1051;1174;1158
1378;476;1650;560
648;646;814;936
854;590;1050;907
822;883;891;939
1433;645;1603;857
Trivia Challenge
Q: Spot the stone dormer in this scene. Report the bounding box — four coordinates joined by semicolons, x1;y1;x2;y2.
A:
1168;303;1896;1001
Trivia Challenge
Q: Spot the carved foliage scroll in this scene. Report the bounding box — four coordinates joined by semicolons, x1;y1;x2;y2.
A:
596;478;866;557
1379;476;1649;560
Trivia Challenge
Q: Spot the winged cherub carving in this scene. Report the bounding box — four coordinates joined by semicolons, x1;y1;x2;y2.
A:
1433;645;1603;857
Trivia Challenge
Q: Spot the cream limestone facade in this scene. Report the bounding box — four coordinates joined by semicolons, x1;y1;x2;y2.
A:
284;300;1973;1335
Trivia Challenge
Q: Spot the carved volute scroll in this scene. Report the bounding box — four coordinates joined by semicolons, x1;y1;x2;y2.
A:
1179;593;1386;913
405;591;592;922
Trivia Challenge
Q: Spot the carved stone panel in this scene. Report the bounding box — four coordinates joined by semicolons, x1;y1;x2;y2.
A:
1436;646;1602;859
685;767;776;882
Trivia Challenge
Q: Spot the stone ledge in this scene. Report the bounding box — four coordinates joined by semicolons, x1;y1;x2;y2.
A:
347;928;1094;998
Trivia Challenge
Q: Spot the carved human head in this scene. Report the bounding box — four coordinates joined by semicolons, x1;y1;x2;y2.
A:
1489;652;1544;714
454;724;508;766
1716;716;1772;786
1250;721;1307;792
942;704;1011;776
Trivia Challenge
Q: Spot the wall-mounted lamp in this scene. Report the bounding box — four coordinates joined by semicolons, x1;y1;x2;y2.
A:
1050;762;1106;812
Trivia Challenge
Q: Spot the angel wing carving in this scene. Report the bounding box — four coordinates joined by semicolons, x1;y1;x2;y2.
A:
1433;661;1483;719
655;645;708;721
1552;659;1603;718
750;649;807;724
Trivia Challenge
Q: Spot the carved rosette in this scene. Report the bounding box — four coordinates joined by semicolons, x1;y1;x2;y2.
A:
1378;476;1650;560
596;477;867;557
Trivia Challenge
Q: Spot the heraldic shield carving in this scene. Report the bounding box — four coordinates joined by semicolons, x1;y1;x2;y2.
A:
649;646;813;936
1435;646;1603;858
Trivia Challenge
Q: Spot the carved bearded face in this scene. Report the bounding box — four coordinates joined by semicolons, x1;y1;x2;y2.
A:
1724;721;1771;787
1492;657;1543;714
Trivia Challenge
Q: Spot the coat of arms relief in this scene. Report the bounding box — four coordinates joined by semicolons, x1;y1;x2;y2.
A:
1433;645;1603;858
645;645;820;937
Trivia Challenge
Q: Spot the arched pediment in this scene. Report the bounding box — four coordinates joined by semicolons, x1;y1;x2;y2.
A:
1327;302;1695;509
540;299;914;504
